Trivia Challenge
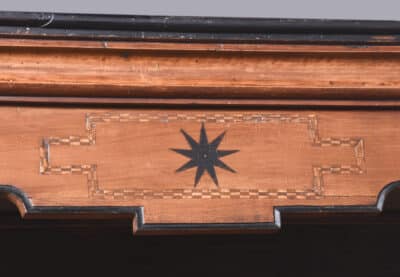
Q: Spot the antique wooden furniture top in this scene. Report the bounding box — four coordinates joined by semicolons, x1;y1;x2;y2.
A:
1;11;400;234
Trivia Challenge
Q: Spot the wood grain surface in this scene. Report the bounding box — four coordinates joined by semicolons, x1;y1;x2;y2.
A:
0;107;397;224
0;39;400;99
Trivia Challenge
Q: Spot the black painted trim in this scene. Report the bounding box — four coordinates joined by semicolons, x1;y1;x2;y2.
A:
0;11;400;44
0;181;399;234
376;180;400;212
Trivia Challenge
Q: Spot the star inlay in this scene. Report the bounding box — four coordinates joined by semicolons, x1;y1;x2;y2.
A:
171;123;239;187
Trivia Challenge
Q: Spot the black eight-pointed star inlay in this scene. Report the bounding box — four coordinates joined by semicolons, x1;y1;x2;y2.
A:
171;123;239;187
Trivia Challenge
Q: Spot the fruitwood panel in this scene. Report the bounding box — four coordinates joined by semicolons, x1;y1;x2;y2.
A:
0;107;397;223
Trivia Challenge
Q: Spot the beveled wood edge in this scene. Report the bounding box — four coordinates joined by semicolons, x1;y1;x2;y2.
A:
0;181;398;235
4;38;400;52
2;96;400;109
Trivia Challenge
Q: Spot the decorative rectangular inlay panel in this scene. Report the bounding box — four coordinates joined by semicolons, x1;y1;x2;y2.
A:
0;107;398;226
39;112;365;200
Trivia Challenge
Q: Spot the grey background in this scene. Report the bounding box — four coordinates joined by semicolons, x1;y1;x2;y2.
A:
0;0;399;20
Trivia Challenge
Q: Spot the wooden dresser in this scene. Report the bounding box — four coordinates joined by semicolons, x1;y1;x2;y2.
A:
0;11;400;235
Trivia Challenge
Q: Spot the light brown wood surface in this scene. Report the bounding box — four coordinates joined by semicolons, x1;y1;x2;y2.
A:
0;107;398;224
0;39;399;99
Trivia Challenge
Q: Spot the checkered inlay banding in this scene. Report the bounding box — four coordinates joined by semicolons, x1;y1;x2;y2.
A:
92;188;319;200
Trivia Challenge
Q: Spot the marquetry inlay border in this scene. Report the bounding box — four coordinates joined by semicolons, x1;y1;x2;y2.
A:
39;112;365;200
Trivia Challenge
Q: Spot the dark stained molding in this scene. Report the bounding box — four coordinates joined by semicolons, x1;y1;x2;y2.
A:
0;181;399;235
0;11;400;44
